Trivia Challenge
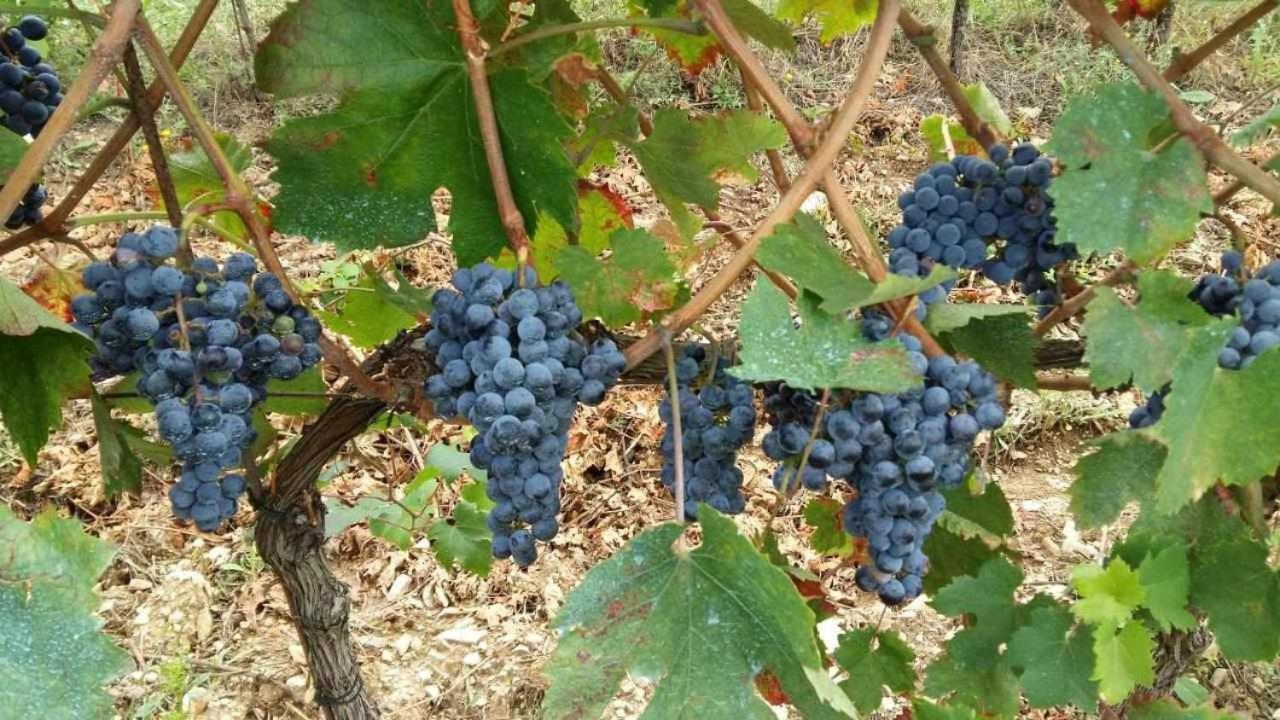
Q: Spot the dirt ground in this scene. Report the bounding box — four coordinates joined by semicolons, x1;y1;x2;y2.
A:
2;6;1280;720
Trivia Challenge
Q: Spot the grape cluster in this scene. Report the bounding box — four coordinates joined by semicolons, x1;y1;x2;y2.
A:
423;263;626;567
659;346;754;519
0;16;61;137
886;143;1077;315
0;16;54;229
765;320;1005;605
1131;252;1280;428
71;226;324;531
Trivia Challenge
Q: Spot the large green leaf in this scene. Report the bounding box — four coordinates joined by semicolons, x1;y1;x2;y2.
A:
0;278;93;465
757;214;956;313
922;655;1020;719
542;507;856;720
924;303;1035;388
1081;270;1208;392
1190;531;1280;660
931;556;1024;669
1137;541;1195;633
1146;321;1280;513
730;279;920;393
833;629;916;714
1070;432;1164;529
0;507;127;716
1007;605;1098;711
256;0;576;264
935;480;1015;545
555;228;682;326
1047;82;1212;264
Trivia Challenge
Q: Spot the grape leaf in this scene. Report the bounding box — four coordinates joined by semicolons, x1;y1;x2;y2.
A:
833;629;916;714
931;556;1024;669
1092;621;1155;703
721;0;796;51
166;133;256;239
1190;533;1280;660
90;392;144;496
912;699;978;720
555;227;681;326
498;210;571;282
803;497;853;557
1071;558;1145;627
730;279;921;393
426;442;484;482
315;272;419;349
256;0;576;263
934;480;1015;544
0;278;93;465
1172;677;1210;707
961;82;1012;135
1146;321;1280;513
0;507;126;717
629;109;786;219
634;0;721;74
924;303;1036;388
542;507;857;720
1137;541;1195;632
922;522;1001;596
777;0;876;42
1230;102;1280;147
1047;82;1211;264
757;214;956;313
1130;698;1245;719
569;104;639;173
922;655;1020;719
1007;605;1098;711
428;500;491;576
369;267;433;322
0;128;28;184
1070;431;1165;529
920;115;984;162
1082;271;1209;392
326;470;441;546
577;182;633;253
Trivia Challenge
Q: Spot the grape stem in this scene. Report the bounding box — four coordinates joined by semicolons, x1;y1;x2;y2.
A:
452;0;533;270
660;330;687;524
1067;0;1280;208
1162;0;1277;83
1032;261;1136;337
694;0;946;358
133;17;391;404
489;17;706;57
781;389;832;502
1033;372;1093;391
120;40;189;264
896;9;1001;149
0;0;219;259
623;0;903;369
0;0;141;226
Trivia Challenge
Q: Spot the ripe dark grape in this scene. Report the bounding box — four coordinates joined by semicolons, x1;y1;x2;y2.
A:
886;143;1078;318
71;227;324;531
1132;254;1280;428
422;263;625;567
0;16;60;136
659;346;754;519
763;316;1005;605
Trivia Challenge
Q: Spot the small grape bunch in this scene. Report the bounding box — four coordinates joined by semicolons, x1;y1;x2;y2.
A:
72;226;324;531
0;15;61;137
659;345;754;519
3;182;44;229
423;262;626;566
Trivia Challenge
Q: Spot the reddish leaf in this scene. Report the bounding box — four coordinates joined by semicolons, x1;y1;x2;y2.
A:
21;264;85;323
754;670;789;706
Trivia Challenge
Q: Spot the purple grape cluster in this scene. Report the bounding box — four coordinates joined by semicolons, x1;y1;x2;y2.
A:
423;263;626;566
886;143;1077;316
0;15;59;137
1131;252;1280;428
659;346;754;519
71;226;323;531
763;319;1005;605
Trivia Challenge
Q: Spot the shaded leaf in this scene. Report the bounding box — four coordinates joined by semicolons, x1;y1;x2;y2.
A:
429;500;491;576
833;629;916;714
542;508;857;720
1190;531;1280;660
91;392;144;496
1230;102;1279;147
0;278;93;465
262;366;328;416
1007;604;1098;711
923;655;1020;718
925;303;1035;388
922;522;1001;596
935;480;1015;544
932;556;1024;668
166;133;256;239
732;280;920;392
803;497;853;557
1070;431;1165;529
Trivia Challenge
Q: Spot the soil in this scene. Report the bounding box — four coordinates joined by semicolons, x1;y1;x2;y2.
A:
1;13;1279;720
